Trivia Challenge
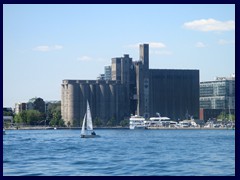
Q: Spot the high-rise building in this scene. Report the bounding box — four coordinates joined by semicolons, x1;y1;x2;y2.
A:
61;44;200;126
104;66;111;80
111;57;121;82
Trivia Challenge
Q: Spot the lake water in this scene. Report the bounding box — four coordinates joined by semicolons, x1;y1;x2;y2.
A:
3;129;235;176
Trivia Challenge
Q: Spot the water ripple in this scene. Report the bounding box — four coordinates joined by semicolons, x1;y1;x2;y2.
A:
3;129;235;176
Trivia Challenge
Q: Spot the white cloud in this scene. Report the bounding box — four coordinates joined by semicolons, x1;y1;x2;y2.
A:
53;45;63;50
77;56;92;61
33;45;63;52
195;42;206;48
126;43;139;48
34;45;50;52
218;39;235;45
126;42;166;49
183;18;235;32
149;42;166;48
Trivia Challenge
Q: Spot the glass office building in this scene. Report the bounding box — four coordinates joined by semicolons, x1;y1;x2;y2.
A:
200;75;235;120
200;75;235;109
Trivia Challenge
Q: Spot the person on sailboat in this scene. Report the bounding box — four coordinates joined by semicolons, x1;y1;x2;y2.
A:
91;131;96;135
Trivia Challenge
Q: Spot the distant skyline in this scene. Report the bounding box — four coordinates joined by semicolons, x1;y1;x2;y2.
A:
3;4;235;108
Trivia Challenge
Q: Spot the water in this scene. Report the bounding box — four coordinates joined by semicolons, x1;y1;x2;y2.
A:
3;129;235;176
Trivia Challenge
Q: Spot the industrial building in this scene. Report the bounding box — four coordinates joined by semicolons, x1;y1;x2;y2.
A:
61;44;199;126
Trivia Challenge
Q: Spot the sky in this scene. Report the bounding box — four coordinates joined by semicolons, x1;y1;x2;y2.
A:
3;4;235;108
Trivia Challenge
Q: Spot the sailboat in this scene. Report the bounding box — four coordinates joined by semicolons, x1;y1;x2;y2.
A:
81;100;100;138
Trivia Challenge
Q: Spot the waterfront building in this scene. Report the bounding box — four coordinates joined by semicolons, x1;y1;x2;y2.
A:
61;80;126;126
149;69;199;120
14;97;46;114
3;116;13;124
3;107;13;112
61;44;199;126
14;103;27;114
3;107;13;115
199;74;235;121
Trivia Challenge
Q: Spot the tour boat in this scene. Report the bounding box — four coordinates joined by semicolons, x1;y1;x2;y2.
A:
129;115;146;129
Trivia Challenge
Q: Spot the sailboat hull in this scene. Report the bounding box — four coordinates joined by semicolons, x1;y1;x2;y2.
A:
81;134;100;138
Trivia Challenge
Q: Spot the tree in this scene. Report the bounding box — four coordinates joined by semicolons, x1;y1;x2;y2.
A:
3;111;13;116
217;112;226;121
48;102;64;127
14;111;28;124
33;98;45;113
106;117;116;127
67;121;71;127
26;110;42;125
73;119;79;127
58;119;65;127
93;117;102;127
14;114;22;124
14;110;42;125
120;119;129;127
49;118;57;127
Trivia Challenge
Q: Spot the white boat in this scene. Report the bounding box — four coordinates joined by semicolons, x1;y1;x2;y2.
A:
129;115;146;129
146;116;171;126
178;120;190;128
81;100;100;138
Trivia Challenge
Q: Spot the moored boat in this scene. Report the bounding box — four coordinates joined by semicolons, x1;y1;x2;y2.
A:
129;115;146;129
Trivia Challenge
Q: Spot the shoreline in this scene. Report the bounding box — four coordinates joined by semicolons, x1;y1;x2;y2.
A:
4;126;129;130
146;127;234;130
4;126;234;130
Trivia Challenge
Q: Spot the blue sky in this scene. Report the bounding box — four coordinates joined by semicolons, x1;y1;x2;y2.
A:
3;4;235;108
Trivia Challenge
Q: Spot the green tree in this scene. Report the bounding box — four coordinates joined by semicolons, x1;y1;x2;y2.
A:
58;119;65;127
14;113;22;124
15;111;28;124
227;114;235;122
48;102;64;126
106;117;116;127
49;118;57;126
67;121;71;127
93;117;102;127
33;98;45;113
73;119;79;127
14;110;42;125
217;112;226;120
3;111;13;116
26;110;42;125
120;119;129;127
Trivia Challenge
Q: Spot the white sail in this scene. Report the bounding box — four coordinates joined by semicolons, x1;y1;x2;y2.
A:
86;100;93;131
81;113;86;135
81;100;99;138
